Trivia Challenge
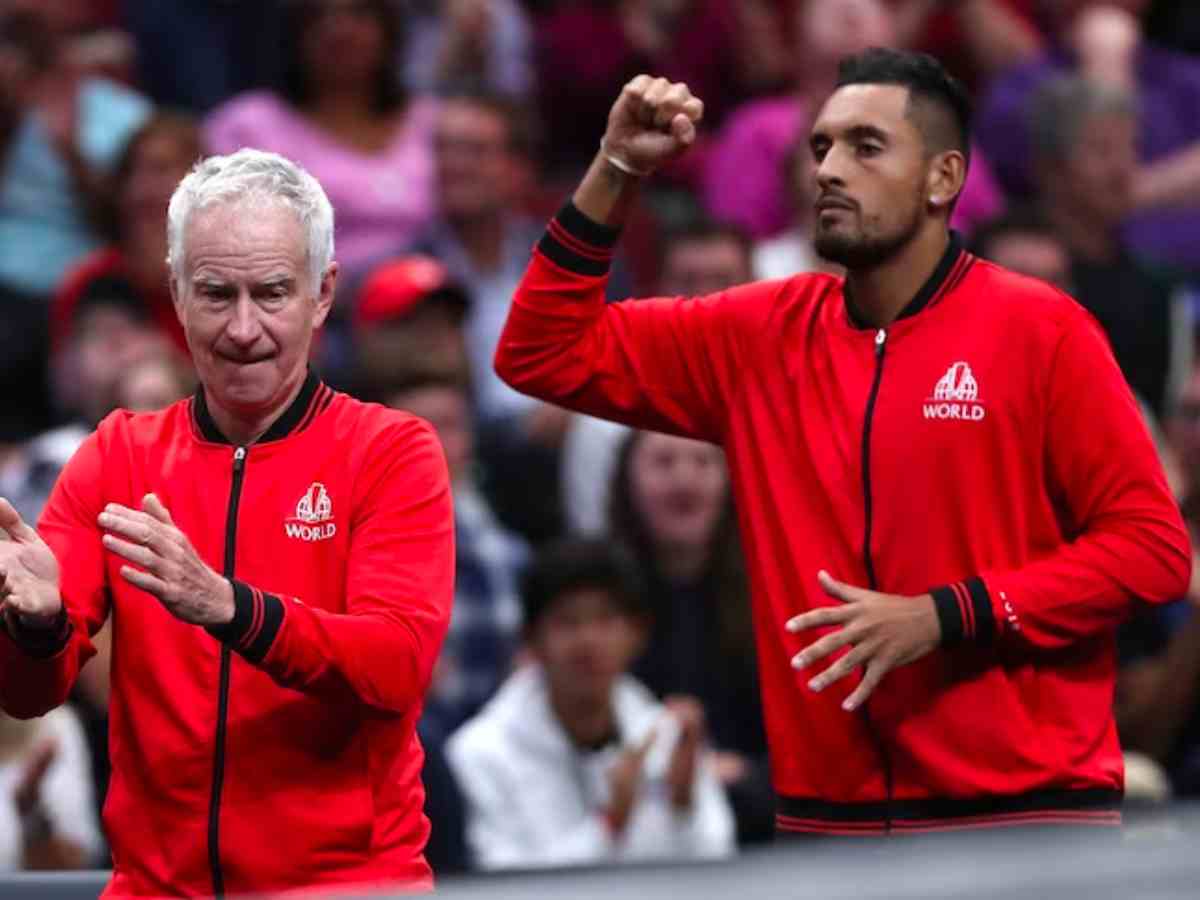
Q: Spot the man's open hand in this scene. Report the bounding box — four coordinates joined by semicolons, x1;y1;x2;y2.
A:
786;570;942;712
0;498;62;629
99;493;233;627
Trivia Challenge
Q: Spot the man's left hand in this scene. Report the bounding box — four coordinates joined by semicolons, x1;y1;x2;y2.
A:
99;494;234;627
785;571;942;712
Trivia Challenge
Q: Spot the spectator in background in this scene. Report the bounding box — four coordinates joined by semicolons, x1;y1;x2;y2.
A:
0;5;149;299
562;217;753;537
447;539;735;870
352;255;472;390
905;0;1045;93
978;0;1200;271
0;706;101;870
752;140;822;281
534;0;791;178
371;371;528;744
53;112;203;360
609;431;774;845
204;0;438;285
1030;75;1191;419
704;0;1003;241
112;348;195;414
403;0;533;98
1169;366;1200;528
404;88;565;541
969;206;1073;292
122;0;286;112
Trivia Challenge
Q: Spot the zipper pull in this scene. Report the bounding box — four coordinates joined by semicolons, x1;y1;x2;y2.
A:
875;328;887;357
233;446;246;471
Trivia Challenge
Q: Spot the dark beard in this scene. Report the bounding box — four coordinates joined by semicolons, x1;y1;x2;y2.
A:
814;206;924;271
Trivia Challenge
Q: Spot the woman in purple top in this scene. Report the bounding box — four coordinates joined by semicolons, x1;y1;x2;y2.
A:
204;0;437;285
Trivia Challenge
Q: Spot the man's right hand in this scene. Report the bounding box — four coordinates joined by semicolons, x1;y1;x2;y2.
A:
0;498;62;629
601;75;704;178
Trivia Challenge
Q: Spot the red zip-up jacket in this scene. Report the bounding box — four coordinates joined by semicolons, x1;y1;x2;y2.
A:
495;204;1192;834
0;373;454;895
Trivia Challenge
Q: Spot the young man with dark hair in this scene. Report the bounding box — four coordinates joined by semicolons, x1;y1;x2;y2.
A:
446;539;734;868
969;206;1072;293
494;48;1191;835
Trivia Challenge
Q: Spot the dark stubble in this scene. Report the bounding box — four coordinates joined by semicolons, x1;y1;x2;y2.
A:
814;185;925;271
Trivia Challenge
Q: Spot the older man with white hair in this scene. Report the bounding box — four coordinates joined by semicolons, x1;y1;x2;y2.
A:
0;149;455;896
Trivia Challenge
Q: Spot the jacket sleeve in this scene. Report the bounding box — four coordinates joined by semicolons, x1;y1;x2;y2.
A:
930;311;1192;652
494;202;769;445
207;417;454;714
0;428;111;719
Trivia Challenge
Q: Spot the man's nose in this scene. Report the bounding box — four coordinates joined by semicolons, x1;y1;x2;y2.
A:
225;296;263;345
815;147;849;192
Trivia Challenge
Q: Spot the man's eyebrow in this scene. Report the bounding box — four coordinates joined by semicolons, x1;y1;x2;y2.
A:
845;125;890;143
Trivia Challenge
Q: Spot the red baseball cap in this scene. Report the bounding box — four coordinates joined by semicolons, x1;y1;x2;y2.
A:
355;256;469;328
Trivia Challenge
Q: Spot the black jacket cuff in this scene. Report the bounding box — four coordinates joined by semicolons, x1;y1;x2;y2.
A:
537;201;619;276
4;607;71;659
930;577;995;647
206;580;284;664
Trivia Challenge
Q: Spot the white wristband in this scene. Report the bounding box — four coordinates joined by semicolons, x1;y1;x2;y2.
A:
600;139;650;178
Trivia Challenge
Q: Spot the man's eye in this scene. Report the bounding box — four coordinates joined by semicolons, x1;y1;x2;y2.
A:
859;144;882;156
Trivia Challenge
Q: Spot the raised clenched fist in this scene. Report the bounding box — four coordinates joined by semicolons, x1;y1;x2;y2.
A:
601;75;704;178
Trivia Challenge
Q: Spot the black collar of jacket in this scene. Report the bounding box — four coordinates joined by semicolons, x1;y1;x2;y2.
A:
843;231;963;330
192;368;324;445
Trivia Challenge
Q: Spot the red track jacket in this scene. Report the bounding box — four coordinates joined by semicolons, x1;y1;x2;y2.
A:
495;204;1191;834
0;373;454;895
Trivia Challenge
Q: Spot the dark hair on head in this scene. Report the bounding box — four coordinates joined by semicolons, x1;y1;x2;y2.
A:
608;431;755;664
280;0;406;115
836;47;973;160
356;367;472;408
969;205;1060;260
521;538;647;636
438;86;543;164
104;111;203;242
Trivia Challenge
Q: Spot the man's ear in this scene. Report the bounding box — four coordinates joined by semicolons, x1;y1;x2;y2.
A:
926;149;967;213
313;261;338;329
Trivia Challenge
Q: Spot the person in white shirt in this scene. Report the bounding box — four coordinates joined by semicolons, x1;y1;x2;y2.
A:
0;705;102;870
446;538;735;870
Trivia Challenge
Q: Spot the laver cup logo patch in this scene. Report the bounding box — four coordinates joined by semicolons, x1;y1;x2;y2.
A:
286;482;337;541
924;362;986;421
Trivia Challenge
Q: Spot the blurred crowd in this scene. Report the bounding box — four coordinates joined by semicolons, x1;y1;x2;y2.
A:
0;0;1199;878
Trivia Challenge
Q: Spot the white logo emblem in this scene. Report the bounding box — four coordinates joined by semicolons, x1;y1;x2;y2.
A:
923;362;986;421
285;483;337;541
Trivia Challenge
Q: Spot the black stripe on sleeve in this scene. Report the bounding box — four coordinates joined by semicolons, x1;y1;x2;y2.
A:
557;201;621;249
5;607;72;659
241;593;284;663
537;232;612;276
930;585;964;646
964;576;996;646
206;579;255;646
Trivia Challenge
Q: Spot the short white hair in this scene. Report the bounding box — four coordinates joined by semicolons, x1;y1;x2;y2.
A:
166;148;335;287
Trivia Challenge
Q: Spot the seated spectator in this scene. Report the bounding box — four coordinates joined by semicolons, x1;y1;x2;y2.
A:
0;706;102;870
609;431;774;845
978;0;1200;271
52;111;203;359
403;0;533;98
369;371;528;744
0;5;150;299
563;218;753;537
1030;75;1192;418
352;255;472;390
703;0;1003;240
905;0;1045;92
447;539;735;870
204;0;437;284
969;206;1073;292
